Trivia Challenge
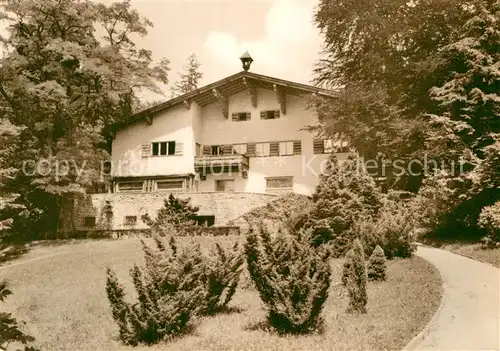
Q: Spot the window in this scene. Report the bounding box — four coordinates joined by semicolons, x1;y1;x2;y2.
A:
215;179;235;192
195;215;215;227
260;110;280;120
83;216;96;227
231;112;251;121
196;143;201;156
211;145;222;156
314;138;349;154
256;143;270;157
152;141;182;156
266;176;293;190
124;216;137;226
233;144;247;155
117;181;144;192
279;141;294;156
156;180;184;192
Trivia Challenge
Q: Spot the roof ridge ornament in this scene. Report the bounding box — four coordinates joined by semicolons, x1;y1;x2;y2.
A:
240;51;253;71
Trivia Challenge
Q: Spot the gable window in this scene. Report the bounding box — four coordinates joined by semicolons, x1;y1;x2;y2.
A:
266;176;293;191
231;112;251;122
124;216;137;226
152;141;182;156
83;216;96;227
156;180;184;192
260;110;280;120
117;181;144;192
215;179;235;192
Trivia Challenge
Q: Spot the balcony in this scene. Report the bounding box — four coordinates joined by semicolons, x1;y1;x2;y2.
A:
194;154;249;175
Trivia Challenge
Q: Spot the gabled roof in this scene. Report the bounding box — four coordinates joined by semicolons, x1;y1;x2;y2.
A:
115;71;337;130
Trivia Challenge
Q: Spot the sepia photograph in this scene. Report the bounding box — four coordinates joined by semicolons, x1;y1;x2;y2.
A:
0;0;498;350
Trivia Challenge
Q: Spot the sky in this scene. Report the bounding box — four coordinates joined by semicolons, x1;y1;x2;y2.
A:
128;0;325;100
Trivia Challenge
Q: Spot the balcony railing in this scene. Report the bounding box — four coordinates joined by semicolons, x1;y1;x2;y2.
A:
194;154;249;174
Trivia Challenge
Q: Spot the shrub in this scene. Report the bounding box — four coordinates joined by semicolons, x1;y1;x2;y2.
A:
367;245;387;281
141;194;200;236
105;237;205;346
344;239;367;313
0;280;38;351
228;193;313;236
356;204;417;259
245;226;331;334
200;242;244;315
341;249;352;286
303;153;383;257
478;202;500;248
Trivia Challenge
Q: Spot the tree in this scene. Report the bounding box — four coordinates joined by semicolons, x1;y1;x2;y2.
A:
304;152;382;257
367;245;387;281
0;0;170;238
314;0;500;236
141;194;199;236
344;239;367;313
170;54;203;97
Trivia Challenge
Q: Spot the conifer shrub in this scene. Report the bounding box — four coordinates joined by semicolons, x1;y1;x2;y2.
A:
141;194;200;236
355;201;417;259
303;153;383;257
0;280;38;351
344;239;367;313
200;242;244;315
105;237;205;346
367;245;387;281
245;226;332;334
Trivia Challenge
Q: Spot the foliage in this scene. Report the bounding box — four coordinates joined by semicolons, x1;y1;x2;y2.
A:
105;237;205;346
0;0;170;238
313;0;500;237
228;193;313;236
170;53;203;97
478;202;500;248
355;200;417;259
0;280;38;351
200;242;244;315
344;239;367;313
244;226;331;334
141;194;199;236
367;245;387;282
303;153;382;257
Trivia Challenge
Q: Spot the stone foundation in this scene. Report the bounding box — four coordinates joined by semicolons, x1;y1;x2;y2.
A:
69;192;277;231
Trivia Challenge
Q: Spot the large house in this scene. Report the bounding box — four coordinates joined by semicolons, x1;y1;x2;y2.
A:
70;53;346;232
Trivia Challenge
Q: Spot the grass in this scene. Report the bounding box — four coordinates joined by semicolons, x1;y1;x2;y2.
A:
0;236;442;351
439;242;500;267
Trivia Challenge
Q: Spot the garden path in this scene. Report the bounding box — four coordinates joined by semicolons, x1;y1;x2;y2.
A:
407;245;500;350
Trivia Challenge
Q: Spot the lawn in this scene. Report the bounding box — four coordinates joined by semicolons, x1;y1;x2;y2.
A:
0;236;442;351
440;242;500;268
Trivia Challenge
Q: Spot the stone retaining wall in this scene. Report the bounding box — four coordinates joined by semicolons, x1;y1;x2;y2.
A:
70;192;277;231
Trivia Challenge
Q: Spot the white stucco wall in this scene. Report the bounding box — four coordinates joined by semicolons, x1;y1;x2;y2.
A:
111;86;338;195
111;103;201;177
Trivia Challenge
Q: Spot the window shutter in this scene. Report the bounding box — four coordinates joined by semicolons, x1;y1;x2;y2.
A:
142;144;151;158
222;145;233;155
247;143;256;156
274;110;280;119
293;140;302;155
175;142;183;156
313;139;324;154
246;112;251;121
270;142;279;156
231;113;238;121
260;111;266;119
202;145;211;155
